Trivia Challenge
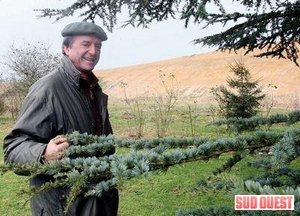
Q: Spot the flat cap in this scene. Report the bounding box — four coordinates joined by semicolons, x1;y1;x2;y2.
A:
61;22;107;41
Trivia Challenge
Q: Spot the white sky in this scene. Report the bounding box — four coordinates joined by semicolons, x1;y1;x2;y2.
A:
0;0;225;70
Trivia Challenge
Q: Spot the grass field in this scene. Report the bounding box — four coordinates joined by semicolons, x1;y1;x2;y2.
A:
0;115;31;216
0;102;298;216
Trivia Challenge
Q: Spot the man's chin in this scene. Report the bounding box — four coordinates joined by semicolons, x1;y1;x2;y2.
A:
82;65;96;72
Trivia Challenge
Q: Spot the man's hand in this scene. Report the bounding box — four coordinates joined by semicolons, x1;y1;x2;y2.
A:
43;136;70;162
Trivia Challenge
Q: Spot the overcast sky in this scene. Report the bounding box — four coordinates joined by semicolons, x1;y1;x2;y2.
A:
0;0;224;70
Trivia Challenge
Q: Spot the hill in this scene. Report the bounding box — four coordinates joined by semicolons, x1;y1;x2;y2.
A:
95;50;300;108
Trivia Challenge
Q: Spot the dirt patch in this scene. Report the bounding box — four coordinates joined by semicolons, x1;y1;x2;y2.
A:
95;50;300;108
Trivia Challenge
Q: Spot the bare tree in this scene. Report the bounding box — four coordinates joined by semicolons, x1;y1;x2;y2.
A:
0;76;6;116
3;41;60;93
1;41;60;118
152;73;181;137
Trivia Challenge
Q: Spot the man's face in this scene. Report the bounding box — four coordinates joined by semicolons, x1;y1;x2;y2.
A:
64;35;102;73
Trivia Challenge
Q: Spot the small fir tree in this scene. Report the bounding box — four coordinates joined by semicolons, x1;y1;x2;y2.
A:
211;61;265;119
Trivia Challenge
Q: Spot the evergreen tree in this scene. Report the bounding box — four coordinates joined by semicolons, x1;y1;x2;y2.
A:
211;61;265;119
36;0;300;65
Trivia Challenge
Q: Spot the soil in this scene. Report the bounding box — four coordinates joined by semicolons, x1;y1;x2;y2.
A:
95;49;300;108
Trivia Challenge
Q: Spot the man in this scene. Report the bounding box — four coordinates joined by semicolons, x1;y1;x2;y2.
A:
3;22;118;216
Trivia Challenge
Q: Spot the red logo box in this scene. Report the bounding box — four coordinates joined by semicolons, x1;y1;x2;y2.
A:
235;195;294;211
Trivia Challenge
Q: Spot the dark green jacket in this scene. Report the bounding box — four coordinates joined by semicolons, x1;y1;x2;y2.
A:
4;56;112;164
3;56;118;216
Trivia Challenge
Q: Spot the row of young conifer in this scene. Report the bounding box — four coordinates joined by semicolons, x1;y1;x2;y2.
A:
212;110;300;132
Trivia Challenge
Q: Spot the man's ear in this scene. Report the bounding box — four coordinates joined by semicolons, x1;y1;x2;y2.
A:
63;46;70;56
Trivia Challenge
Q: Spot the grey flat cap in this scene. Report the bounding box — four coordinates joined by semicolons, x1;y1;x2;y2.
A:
61;22;107;41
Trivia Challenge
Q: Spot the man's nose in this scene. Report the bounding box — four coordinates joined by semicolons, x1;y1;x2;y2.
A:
89;45;100;55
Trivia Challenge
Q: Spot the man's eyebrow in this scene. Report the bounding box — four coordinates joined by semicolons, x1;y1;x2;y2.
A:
81;40;102;45
81;40;91;43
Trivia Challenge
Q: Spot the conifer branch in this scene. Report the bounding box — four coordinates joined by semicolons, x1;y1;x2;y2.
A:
1;128;300;212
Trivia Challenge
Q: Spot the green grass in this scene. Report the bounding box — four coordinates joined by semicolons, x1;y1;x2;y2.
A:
0;102;299;215
0;120;30;216
108;100;227;138
118;156;231;216
0;173;30;216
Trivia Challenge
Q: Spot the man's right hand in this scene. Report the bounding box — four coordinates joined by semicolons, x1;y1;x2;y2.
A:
43;136;70;162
